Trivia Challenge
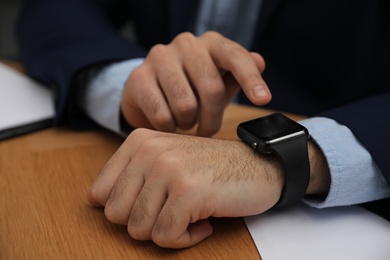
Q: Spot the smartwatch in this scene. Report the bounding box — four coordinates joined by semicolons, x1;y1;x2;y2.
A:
237;113;310;207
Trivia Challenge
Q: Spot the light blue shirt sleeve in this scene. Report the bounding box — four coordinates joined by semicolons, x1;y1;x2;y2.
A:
300;117;390;208
78;59;144;136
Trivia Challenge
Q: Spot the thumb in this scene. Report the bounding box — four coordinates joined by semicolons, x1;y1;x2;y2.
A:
176;219;214;248
153;218;214;248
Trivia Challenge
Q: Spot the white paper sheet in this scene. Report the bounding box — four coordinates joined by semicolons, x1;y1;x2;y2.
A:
245;203;390;260
0;62;54;137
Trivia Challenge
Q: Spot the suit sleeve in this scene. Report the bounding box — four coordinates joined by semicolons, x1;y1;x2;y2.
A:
17;0;147;125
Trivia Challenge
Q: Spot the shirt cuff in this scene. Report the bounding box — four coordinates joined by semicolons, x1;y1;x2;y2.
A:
79;58;144;136
299;117;390;208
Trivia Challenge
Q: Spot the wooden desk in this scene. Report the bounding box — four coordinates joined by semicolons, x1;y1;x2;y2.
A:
0;101;304;259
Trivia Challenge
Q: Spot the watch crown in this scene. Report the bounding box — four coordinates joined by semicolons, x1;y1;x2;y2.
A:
251;142;258;150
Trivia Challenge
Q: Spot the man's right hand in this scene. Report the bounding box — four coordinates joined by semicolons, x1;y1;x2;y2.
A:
120;31;271;137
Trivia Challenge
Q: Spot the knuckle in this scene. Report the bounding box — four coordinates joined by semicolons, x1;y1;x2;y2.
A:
127;128;150;143
153;151;181;172
172;177;197;196
152;234;175;248
202;31;237;48
173;98;197;118
138;93;174;131
151;215;175;247
127;225;146;241
128;65;145;81
173;32;196;45
226;44;246;59
104;203;124;225
135;136;177;161
88;185;106;205
146;151;185;181
127;225;139;240
152;111;174;131
149;43;168;58
203;83;225;100
136;137;160;155
176;164;203;187
202;30;222;39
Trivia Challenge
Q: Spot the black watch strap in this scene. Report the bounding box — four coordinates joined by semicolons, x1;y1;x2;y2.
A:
270;135;310;207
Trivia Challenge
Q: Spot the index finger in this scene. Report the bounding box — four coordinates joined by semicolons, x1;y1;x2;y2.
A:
200;32;272;106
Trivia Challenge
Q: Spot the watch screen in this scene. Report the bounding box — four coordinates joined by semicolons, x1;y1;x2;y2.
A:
239;113;306;141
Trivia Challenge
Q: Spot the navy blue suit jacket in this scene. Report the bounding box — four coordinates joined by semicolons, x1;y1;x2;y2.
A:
18;0;390;188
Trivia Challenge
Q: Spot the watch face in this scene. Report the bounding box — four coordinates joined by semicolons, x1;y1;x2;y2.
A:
237;113;307;142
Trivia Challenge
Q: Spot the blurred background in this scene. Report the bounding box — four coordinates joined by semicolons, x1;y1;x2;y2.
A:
0;0;23;60
0;0;135;61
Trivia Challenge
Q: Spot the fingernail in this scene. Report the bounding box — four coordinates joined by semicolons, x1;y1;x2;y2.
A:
253;85;268;98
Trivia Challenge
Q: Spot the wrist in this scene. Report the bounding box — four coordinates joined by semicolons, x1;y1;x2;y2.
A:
237;113;311;207
306;140;331;195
